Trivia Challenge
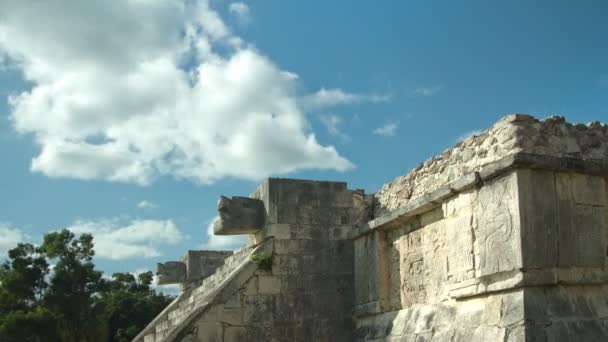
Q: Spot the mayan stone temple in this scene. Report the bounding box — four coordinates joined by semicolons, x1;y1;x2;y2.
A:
134;114;608;342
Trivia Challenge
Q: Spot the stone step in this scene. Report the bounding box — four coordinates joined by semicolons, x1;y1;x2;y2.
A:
136;243;259;342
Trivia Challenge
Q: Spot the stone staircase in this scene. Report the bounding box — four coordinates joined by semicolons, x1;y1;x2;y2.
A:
133;242;264;342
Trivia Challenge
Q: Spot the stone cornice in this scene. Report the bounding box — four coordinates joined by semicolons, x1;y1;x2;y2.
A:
350;152;608;240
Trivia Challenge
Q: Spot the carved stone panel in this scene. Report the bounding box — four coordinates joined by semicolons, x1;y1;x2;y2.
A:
421;220;448;302
446;212;475;283
397;219;448;307
399;230;425;307
474;173;521;277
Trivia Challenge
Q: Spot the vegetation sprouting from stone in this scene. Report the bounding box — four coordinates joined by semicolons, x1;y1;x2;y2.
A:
250;253;273;271
0;229;174;342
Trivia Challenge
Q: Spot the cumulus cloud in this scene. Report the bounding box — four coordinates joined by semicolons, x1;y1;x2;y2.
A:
137;200;158;210
0;224;29;257
373;121;399;137
200;216;247;251
67;219;184;260
229;2;251;25
0;0;356;186
411;86;442;97
319;114;351;143
301;88;389;111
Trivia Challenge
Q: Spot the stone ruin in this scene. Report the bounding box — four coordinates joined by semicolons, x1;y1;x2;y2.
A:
134;114;608;342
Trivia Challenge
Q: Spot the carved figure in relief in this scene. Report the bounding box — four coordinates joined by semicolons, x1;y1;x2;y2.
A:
477;177;515;275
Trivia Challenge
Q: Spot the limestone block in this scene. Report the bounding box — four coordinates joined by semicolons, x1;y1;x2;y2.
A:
224;327;246;342
243;295;275;324
156;261;186;285
556;173;606;267
196;321;222;342
367;231;390;310
446;211;475;284
354;237;369;305
224;292;241;309
214;196;265;235
220;308;244;326
258;276;281;295
517;169;558;268
419;207;443;227
273;239;299;255
399;230;426;307
242;277;258;296
442;190;474;217
571;173;606;206
474;172;522;276
183;250;232;282
266;224;291;240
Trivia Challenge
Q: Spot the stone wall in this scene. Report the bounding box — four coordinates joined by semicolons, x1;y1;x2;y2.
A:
170;179;371;342
354;166;608;341
141;114;608;342
374;114;608;216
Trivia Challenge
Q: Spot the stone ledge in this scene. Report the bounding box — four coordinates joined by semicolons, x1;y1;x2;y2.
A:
351;153;608;240
353;301;383;318
448;267;608;300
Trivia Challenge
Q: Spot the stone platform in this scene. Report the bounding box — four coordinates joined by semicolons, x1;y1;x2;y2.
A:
137;114;608;342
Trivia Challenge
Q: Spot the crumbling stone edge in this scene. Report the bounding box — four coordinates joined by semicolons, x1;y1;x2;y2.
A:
166;238;274;342
350;152;608;240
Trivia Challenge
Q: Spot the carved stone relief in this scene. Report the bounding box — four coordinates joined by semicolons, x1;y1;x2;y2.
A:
474;173;521;277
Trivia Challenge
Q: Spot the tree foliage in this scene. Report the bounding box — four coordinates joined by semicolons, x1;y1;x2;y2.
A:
0;229;174;342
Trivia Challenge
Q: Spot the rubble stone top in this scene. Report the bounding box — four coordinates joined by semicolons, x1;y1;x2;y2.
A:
374;114;608;215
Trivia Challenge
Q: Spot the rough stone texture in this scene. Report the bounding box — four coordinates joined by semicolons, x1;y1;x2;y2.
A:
138;178;367;342
139;114;608;342
182;251;233;288
354;167;608;341
213;196;266;235
157;261;187;285
375;114;608;216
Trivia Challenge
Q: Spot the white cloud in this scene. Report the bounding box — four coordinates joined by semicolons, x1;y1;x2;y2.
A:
200;216;247;251
301;88;389;111
229;2;251;25
373;121;399;137
319;114;351;143
0;0;355;186
67;219;185;260
137;200;158;210
0;224;29;257
411;86;442;97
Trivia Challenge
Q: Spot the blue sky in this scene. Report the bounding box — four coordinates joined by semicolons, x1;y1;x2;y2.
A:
0;0;606;281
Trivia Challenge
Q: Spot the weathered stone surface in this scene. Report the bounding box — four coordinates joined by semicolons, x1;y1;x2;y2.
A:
375;114;608;216
517;169;559;269
214;196;266;235
556;173;606;267
474;172;521;276
183;250;232;285
157;261;186;285
445;210;475;284
138;114;608;342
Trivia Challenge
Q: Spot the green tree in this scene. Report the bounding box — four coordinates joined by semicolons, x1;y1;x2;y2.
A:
100;271;173;342
0;229;174;342
41;230;108;341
